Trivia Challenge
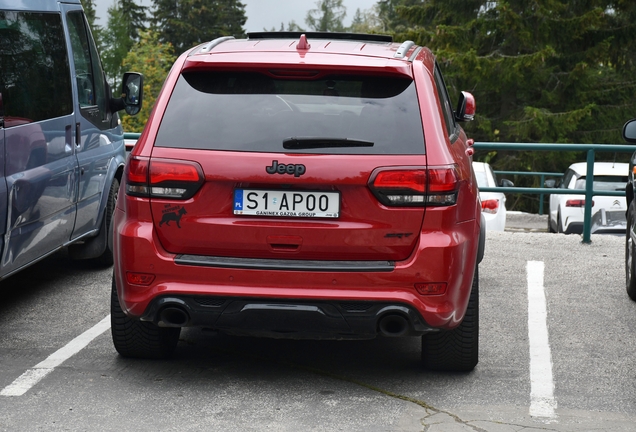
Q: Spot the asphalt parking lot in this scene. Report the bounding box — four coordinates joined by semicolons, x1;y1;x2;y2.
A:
0;215;635;431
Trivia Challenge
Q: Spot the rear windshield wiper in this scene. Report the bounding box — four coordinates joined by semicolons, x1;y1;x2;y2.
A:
283;137;374;150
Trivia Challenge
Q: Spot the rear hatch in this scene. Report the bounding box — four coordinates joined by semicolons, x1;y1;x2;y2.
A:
144;69;438;262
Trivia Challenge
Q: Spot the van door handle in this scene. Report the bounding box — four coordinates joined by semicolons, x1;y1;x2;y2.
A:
75;123;81;147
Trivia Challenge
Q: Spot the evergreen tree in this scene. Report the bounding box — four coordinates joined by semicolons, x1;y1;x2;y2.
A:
266;21;305;32
391;0;636;211
101;1;148;89
152;0;247;55
120;0;148;40
101;5;131;87
80;0;98;29
287;21;305;32
121;30;176;132
80;0;102;48
376;0;422;32
305;0;347;32
348;7;383;33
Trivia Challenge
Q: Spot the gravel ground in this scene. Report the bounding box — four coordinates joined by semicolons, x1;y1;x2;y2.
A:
505;211;550;232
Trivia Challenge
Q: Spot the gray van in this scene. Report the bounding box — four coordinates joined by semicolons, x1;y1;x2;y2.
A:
0;0;143;279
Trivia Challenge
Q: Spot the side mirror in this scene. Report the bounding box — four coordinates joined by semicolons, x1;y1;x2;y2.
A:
544;179;556;188
110;72;144;115
121;72;144;116
455;91;475;122
500;179;514;188
623;119;636;143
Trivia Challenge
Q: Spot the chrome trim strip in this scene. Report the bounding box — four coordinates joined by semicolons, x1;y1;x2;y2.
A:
175;255;395;272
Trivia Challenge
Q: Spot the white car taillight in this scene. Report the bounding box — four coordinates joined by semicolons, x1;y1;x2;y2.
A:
481;199;499;214
566;199;594;208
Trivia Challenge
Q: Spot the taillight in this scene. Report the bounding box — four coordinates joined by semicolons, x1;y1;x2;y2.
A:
427;167;459;205
369;166;459;207
565;199;593;207
125;156;204;200
481;198;499;214
126;157;150;196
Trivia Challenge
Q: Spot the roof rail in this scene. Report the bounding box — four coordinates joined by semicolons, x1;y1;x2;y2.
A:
247;31;393;43
394;41;415;59
193;36;235;55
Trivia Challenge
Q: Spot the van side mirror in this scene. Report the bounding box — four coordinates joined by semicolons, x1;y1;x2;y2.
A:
455;91;475;122
110;72;144;115
122;72;143;115
544;179;556;188
500;179;514;188
623;119;636;143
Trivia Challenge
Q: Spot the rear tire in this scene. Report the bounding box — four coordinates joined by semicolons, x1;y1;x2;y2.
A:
111;275;180;359
626;203;636;301
548;213;556;233
94;178;119;266
422;266;479;372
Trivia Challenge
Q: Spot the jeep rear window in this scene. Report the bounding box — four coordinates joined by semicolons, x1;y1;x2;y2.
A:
155;71;425;155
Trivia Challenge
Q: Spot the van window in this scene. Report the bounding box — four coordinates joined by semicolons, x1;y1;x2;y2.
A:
67;10;109;127
0;11;73;127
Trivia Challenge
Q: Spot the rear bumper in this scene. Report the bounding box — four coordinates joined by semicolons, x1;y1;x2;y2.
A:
113;207;480;335
563;221;583;234
141;295;437;339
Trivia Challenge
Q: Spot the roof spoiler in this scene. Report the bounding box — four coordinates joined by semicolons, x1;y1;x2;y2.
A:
247;32;393;43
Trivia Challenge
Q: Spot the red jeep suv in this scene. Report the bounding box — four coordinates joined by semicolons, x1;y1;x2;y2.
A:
111;32;484;371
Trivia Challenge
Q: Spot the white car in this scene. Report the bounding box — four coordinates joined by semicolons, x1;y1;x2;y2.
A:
547;162;628;234
473;161;510;231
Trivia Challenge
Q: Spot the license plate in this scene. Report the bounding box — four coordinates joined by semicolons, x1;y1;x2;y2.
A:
233;189;340;218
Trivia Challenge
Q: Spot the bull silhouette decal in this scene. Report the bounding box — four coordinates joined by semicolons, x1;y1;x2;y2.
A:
159;206;187;228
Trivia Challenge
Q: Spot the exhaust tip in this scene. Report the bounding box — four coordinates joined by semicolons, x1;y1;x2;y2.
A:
159;307;190;327
378;314;409;337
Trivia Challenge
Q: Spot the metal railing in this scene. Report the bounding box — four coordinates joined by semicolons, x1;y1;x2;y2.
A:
473;142;636;243
492;170;562;215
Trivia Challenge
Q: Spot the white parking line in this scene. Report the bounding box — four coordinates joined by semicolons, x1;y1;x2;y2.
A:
527;261;557;419
1;315;111;397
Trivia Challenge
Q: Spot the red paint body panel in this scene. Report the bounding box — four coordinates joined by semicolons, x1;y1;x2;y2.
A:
148;147;426;261
113;203;478;329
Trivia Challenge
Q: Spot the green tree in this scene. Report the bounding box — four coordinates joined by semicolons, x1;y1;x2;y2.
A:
120;0;148;40
376;0;422;32
267;21;305;32
101;5;129;86
392;0;636;210
305;0;347;32
80;0;103;48
81;0;97;24
152;0;246;54
348;7;383;33
120;30;176;132
287;21;305;31
101;0;148;88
